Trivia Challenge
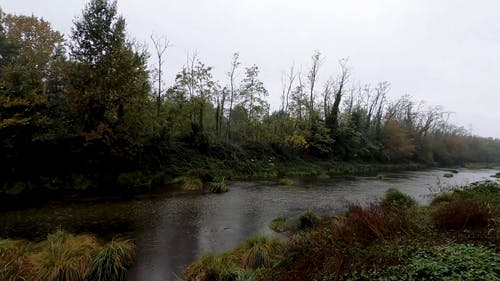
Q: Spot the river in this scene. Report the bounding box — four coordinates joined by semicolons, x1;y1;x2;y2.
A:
0;168;498;281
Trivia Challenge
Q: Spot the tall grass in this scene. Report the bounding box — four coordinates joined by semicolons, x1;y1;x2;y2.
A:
84;239;135;281
0;231;135;281
32;230;98;281
241;235;283;269
210;177;228;193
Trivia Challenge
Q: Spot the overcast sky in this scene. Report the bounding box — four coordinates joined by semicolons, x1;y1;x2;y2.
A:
3;0;500;138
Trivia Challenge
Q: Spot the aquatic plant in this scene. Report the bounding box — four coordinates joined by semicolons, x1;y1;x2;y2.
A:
269;216;289;233
173;176;203;191
210;177;228;193
277;178;295;186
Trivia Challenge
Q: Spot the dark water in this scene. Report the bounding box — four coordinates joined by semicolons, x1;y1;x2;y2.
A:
0;169;498;281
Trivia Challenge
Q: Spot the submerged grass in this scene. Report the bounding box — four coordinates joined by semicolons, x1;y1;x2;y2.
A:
0;231;135;281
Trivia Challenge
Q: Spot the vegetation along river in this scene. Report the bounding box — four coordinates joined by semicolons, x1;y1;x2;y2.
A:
0;168;498;281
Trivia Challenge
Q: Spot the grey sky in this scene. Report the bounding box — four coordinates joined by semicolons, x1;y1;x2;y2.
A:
3;0;500;138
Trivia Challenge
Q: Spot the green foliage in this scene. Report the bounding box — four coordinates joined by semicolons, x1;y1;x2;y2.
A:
367;244;500;281
381;188;416;209
269;216;289;233
492;172;500;178
116;171;152;190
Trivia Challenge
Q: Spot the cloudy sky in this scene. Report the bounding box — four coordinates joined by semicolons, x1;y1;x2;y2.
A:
4;0;500;138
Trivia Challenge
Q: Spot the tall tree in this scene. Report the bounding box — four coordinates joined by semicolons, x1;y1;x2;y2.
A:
68;0;151;155
150;34;170;117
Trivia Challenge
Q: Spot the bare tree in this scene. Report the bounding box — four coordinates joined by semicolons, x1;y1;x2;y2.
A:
307;50;323;120
226;52;241;140
281;63;297;114
326;58;350;137
150;33;171;117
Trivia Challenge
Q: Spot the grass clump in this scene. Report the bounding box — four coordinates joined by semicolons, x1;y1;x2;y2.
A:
241;235;283;269
381;188;416;209
173;176;203;191
210;177;228;193
492;172;500;178
375;174;385;180
269;216;289;233
277;178;295;186
84;239;135;281
297;209;319;231
0;231;135;281
184;253;242;281
443;173;454;178
32;230;98;281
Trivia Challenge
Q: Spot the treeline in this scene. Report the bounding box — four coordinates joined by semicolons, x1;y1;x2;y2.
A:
1;0;499;196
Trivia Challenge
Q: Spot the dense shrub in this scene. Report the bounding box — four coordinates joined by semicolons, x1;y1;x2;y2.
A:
350;244;500;281
432;200;492;230
381;188;416;209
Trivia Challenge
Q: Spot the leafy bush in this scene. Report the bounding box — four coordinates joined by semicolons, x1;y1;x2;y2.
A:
370;244;500;281
381;188;416;209
116;171;152;190
432;200;492;230
337;204;411;244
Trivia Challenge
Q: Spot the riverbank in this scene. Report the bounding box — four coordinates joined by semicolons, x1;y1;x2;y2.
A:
183;181;500;281
0;230;135;281
0;156;431;210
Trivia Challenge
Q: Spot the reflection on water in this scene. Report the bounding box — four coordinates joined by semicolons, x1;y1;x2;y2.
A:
0;169;498;281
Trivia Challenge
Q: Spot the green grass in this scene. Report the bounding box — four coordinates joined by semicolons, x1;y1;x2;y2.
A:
381;188;416;209
209;177;228;193
85;239;135;281
240;235;283;269
173;176;204;191
277;178;295;186
269;216;289;233
0;231;135;281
